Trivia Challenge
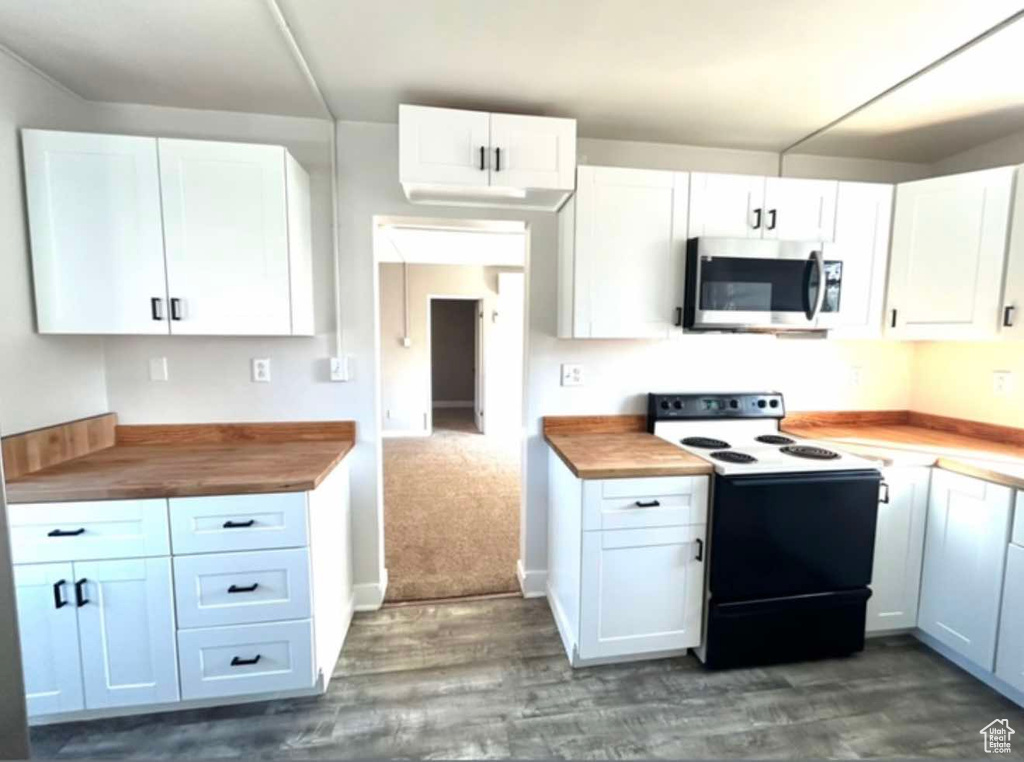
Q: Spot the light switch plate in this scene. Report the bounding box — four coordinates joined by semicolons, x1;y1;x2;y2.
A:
993;370;1013;395
848;366;862;388
251;358;271;383
148;357;168;382
561;363;584;387
329;356;351;382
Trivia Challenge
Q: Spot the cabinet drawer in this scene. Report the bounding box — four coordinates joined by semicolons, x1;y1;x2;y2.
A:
177;620;315;700
1014;492;1023;547
584;476;708;531
174;549;311;629
7;500;169;564
169;493;308;554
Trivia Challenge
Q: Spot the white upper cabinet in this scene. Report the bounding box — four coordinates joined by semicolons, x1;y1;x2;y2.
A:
865;467;929;633
687;172;765;238
22;130;314;338
398;105;491;187
918;469;1014;671
886;167;1014;340
399;104;576;211
159;138;310;336
22;130;169;335
687;173;836;242
559;166;687;339
1000;166;1024;338
817;182;893;336
763;177;838;242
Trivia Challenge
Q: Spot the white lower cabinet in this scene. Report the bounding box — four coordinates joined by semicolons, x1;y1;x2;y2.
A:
14;563;85;715
996;543;1024;692
76;558;179;709
866;467;929;632
177;620;315;700
546;450;708;666
918;470;1014;671
578;524;705;660
14;557;178;715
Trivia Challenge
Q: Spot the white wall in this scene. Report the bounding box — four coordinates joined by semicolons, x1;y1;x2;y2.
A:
0;52;108;435
929;125;1024;176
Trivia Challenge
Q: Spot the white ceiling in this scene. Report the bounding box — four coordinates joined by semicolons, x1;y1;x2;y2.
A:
1;0;1023;159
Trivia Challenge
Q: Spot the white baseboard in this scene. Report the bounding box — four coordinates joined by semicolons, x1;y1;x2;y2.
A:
353;568;389;611
432;400;473;409
516;559;547;598
382;429;429;439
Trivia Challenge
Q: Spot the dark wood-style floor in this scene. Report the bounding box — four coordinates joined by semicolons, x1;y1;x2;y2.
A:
30;597;1024;759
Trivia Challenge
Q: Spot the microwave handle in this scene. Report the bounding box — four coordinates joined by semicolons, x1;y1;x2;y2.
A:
804;250;826;321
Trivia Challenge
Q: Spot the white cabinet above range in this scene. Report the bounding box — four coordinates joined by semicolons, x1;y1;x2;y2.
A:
399;104;576;211
687;172;838;243
22;129;313;337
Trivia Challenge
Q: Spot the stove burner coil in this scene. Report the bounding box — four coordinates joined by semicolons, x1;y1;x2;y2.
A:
780;445;840;460
682;437;730;449
755;435;796;445
710;450;757;464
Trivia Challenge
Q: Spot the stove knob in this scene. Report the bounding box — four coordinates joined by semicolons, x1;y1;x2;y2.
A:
673;400;682;410
769;399;779;408
660;400;670;410
729;399;738;409
757;400;767;409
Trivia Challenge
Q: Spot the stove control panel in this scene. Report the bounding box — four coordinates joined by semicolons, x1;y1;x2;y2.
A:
647;392;785;429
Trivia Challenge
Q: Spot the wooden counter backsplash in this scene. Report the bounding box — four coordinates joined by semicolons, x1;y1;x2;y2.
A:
2;414;357;482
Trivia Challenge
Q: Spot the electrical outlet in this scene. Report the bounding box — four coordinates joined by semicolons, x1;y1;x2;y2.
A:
251;358;271;383
561;363;584;387
148;357;168;382
329;356;351;382
993;371;1013;395
401;336;412;348
848;366;862;388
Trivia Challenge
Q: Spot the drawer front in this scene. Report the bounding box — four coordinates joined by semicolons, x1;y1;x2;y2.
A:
7;500;169;564
1014;492;1023;547
584;476;708;531
177;620;315;700
174;548;311;629
169;493;308;554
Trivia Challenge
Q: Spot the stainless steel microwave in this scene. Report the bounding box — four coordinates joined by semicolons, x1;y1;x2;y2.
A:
683;237;841;332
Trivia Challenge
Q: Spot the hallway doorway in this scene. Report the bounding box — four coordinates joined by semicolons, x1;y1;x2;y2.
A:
375;221;527;602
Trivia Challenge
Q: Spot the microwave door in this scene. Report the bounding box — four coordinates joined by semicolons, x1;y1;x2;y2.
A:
688;239;823;330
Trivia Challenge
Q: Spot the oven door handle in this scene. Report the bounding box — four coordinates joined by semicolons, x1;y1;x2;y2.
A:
804;250;826;321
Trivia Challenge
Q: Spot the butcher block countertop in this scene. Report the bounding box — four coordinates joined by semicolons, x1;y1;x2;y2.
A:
543;415;712;480
3;415;356;504
783;411;1024;491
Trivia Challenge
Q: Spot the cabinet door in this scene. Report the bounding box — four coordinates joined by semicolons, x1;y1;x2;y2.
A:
866;467;929;632
398;105;491;187
13;563;84;716
887;167;1014;339
1000;166;1024;338
22;130;168;335
996;543;1024;691
489;113;576;190
818;182;893;336
763;177;838;242
75;557;179;709
572;166;686;338
579;525;705;660
918;470;1013;670
687;172;765;238
159;138;291;336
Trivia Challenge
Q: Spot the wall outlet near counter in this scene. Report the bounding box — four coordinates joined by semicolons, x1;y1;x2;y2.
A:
148;357;168;382
330;355;351;382
993;370;1013;395
847;366;863;388
561;363;584;387
251;358;271;383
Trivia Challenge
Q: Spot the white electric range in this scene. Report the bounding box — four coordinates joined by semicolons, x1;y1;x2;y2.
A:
649;392;877;475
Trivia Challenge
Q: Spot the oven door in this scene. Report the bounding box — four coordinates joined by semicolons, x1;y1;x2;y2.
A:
709;470;880;603
684;237;842;331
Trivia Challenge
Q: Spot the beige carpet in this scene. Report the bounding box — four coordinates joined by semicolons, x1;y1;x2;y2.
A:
383;408;521;602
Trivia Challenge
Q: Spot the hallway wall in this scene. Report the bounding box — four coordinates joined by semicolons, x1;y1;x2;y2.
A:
431;300;476;406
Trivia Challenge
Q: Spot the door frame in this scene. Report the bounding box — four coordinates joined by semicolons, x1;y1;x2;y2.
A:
371;216;530;602
425;294;485;435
